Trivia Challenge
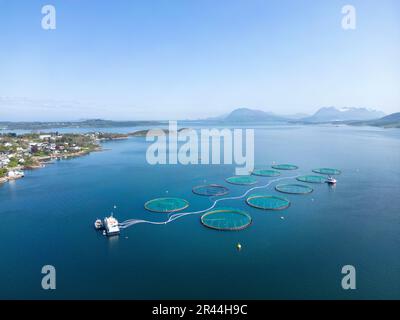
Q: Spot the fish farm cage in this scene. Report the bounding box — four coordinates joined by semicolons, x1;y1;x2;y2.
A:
312;168;341;175
251;169;281;177
144;197;189;213
246;194;291;210
296;175;327;183
192;184;230;196
271;164;299;170
200;208;252;231
225;175;258;185
275;183;313;195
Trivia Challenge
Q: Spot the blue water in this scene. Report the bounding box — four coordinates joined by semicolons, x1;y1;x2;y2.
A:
0;124;399;299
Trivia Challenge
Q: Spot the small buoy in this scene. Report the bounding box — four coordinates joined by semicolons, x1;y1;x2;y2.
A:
102;230;106;236
280;216;285;220
236;243;242;250
311;198;314;202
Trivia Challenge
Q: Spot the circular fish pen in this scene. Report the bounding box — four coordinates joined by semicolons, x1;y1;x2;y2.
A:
275;183;313;195
246;194;290;210
252;169;281;177
192;184;229;197
296;175;327;184
200;208;252;231
226;175;258;185
312;168;341;175
271;164;298;170
144;197;189;213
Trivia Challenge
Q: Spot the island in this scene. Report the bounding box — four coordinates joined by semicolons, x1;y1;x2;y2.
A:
128;128;190;137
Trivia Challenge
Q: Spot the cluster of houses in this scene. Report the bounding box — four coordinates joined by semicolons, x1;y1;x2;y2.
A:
0;133;93;181
29;134;83;156
0;132;119;183
0;144;27;168
0;139;32;180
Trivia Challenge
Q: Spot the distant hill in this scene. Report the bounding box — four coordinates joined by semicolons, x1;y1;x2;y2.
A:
350;112;400;128
0;119;163;130
225;108;287;122
207;108;288;122
301;107;385;123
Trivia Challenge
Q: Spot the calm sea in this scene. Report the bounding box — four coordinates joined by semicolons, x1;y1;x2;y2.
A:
0;124;399;299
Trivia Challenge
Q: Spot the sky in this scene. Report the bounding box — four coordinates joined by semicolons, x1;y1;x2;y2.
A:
0;0;399;121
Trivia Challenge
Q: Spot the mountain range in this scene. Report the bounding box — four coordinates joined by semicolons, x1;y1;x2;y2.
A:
1;108;398;130
204;106;400;128
349;112;400;128
300;107;385;123
214;108;287;122
207;107;387;123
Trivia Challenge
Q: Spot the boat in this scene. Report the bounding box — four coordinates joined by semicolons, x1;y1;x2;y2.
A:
103;214;120;236
94;219;103;230
326;176;337;184
8;170;25;179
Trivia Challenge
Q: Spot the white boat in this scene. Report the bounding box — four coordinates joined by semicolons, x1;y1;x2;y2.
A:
103;215;120;236
8;170;24;179
326;176;337;184
94;219;103;230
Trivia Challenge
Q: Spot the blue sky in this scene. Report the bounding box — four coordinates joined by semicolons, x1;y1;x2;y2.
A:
0;0;399;120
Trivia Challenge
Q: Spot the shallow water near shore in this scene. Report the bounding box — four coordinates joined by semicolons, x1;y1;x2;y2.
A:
0;124;399;299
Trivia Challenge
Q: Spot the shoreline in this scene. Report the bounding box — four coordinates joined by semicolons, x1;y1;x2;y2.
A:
1;131;131;186
0;146;104;186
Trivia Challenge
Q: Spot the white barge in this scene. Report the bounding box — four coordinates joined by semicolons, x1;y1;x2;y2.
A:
103;215;120;236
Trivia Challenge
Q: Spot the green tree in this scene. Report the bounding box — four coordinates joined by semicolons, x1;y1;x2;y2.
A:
0;168;7;177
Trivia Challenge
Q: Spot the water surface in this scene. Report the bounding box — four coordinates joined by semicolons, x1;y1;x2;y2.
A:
0;124;399;299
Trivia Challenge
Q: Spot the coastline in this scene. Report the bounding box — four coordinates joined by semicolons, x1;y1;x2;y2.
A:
0;131;132;186
0;145;104;185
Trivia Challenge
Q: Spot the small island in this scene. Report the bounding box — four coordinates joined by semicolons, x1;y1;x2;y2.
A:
0;132;128;184
128;128;191;137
